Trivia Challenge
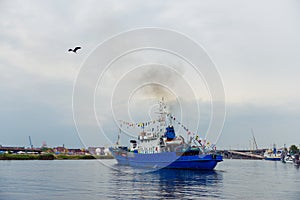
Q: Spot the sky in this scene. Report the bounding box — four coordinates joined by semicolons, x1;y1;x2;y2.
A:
0;0;300;149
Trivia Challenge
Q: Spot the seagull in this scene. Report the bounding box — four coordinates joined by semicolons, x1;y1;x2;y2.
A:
68;46;81;53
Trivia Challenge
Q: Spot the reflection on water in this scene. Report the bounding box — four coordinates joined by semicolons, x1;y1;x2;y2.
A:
155;169;223;199
109;165;223;199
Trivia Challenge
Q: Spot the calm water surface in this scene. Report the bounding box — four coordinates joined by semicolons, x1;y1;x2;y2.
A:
0;159;299;199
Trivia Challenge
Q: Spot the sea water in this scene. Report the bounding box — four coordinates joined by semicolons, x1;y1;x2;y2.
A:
0;159;299;199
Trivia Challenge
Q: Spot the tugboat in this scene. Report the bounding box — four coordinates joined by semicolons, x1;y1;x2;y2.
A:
109;98;223;170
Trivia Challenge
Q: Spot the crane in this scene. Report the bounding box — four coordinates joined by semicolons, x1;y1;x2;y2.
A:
28;136;33;149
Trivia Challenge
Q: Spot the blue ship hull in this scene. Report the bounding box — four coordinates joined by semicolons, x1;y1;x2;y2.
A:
264;157;281;161
110;148;223;170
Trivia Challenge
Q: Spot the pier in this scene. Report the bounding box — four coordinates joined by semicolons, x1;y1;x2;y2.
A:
0;146;42;154
219;149;266;160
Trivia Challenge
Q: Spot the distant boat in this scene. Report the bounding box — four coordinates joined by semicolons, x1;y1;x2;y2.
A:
284;156;294;163
264;146;282;161
109;98;223;170
283;155;294;163
293;154;300;166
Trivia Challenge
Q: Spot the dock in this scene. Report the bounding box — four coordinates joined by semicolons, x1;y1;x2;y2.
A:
0;146;42;154
219;149;266;160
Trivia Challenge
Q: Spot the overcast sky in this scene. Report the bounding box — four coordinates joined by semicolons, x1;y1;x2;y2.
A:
1;0;300;149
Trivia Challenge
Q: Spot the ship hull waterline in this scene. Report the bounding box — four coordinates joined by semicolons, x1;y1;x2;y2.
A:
110;149;223;170
264;157;281;161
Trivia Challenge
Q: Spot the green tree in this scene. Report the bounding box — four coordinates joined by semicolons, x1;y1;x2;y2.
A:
289;145;299;155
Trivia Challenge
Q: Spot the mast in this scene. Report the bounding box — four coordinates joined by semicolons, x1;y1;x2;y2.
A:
251;128;258;150
116;127;121;146
158;97;168;135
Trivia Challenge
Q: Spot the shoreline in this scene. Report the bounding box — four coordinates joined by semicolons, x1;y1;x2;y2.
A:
0;154;114;160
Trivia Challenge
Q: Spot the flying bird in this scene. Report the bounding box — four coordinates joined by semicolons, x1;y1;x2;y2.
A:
68;46;81;53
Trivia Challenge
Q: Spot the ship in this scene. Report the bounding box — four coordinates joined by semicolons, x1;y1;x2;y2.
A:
264;145;282;161
109;98;223;170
